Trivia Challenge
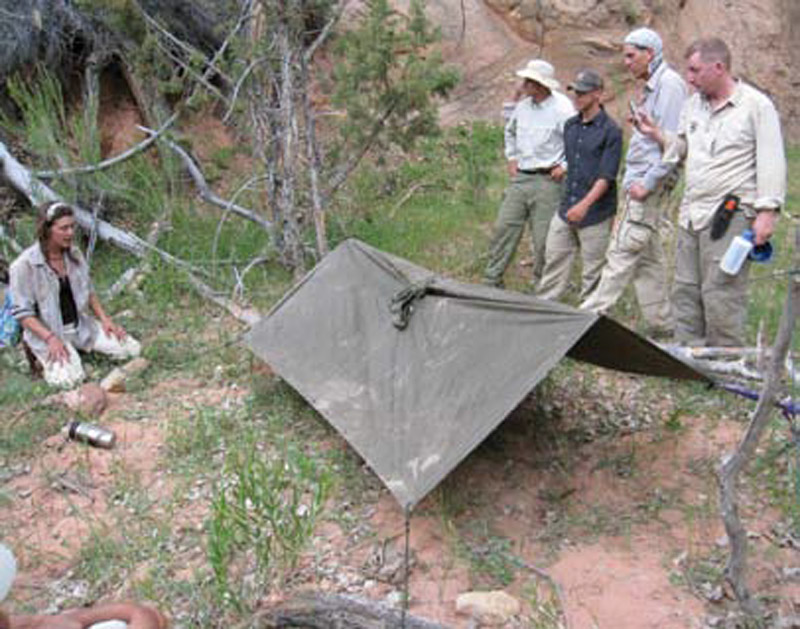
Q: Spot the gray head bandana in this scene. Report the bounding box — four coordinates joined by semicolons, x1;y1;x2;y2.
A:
625;27;663;76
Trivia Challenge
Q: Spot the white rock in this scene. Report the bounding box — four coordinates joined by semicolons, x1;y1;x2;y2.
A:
456;590;520;626
100;368;126;392
122;357;149;376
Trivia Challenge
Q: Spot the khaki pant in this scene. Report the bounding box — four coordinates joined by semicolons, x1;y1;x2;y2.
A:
672;211;751;347
536;214;612;302
33;322;142;388
484;172;562;287
580;192;671;331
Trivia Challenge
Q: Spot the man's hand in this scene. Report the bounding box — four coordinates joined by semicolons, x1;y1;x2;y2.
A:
751;210;778;246
633;111;659;139
627;182;650;202
550;164;566;182
566;201;589;225
507;160;518;177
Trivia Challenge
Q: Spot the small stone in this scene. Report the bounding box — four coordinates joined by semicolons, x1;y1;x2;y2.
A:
122;357;149;376
100;368;126;392
385;591;405;607
456;590;521;626
62;383;108;417
782;567;800;581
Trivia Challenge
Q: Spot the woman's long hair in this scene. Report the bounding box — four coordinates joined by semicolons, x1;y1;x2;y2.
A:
36;201;75;255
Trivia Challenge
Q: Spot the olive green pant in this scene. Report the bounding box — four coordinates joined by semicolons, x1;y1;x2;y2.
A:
484;172;562;287
672;211;751;347
580;192;671;331
536;214;612;302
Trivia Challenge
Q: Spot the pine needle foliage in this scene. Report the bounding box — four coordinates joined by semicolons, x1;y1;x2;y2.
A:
331;0;458;154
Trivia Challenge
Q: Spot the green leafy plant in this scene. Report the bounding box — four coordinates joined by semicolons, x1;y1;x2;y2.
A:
206;434;331;606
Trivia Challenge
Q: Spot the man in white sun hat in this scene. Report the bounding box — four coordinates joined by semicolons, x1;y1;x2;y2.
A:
483;59;575;289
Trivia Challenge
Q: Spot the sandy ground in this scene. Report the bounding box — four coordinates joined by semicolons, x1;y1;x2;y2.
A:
4;369;799;628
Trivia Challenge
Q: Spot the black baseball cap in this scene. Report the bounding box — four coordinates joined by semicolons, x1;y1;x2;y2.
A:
568;69;604;93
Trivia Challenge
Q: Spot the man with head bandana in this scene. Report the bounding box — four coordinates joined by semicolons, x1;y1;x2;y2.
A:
581;27;686;337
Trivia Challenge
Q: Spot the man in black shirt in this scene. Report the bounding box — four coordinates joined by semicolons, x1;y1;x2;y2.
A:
536;69;623;302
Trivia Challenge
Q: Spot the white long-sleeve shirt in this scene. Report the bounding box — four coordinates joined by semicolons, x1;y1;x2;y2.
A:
504;91;575;171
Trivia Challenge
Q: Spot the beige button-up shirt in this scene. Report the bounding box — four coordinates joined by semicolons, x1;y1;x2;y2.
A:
505;91;576;171
663;80;786;230
10;243;98;356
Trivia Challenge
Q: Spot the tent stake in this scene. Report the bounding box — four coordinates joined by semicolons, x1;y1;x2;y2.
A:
401;505;411;628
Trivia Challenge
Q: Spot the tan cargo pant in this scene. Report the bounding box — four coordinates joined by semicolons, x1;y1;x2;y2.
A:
672;211;751;347
580;192;671;331
536;214;612;302
484;172;562;287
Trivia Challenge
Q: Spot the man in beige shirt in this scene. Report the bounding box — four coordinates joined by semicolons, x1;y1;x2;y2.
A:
638;37;785;347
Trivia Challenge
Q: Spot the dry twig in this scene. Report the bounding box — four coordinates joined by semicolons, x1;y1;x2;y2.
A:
717;226;799;618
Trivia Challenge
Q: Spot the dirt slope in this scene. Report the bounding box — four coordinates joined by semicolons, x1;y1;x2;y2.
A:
424;0;800;141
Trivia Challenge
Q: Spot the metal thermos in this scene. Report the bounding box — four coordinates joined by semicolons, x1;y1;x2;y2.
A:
64;421;116;449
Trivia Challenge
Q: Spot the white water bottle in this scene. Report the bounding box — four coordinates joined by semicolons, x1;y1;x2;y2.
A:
719;229;754;276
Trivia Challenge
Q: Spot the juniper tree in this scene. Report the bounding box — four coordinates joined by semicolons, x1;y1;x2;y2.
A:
231;0;457;272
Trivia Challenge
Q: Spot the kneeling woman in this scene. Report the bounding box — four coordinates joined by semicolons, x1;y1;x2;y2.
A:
10;201;140;388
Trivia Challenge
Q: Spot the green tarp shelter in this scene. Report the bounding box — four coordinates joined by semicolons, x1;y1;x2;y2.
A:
245;239;708;510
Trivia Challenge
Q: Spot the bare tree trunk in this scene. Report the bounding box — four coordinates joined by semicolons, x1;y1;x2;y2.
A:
276;1;305;275
83;52;101;157
300;55;327;258
718;226;799;618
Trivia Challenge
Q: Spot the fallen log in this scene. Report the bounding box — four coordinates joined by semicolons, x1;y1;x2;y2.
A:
659;343;797;385
0;141;259;325
0;140;217;279
0;141;148;257
254;593;445;629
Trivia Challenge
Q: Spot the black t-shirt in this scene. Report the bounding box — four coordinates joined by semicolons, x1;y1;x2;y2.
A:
59;276;78;326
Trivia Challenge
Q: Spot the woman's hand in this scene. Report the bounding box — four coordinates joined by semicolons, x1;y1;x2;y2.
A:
100;317;127;341
45;335;69;364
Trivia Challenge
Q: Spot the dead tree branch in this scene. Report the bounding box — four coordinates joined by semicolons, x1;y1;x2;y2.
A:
0;224;22;254
300;55;327;257
0;141;147;257
135;3;232;91
223;56;264;123
254;592;445;628
184;271;260;326
34;113;179;179
325;103;397;202
303;1;348;63
0;140;211;280
717;227;799;618
139;126;275;239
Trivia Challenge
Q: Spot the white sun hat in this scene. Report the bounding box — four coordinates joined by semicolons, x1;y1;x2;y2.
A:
515;59;561;91
0;543;16;602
